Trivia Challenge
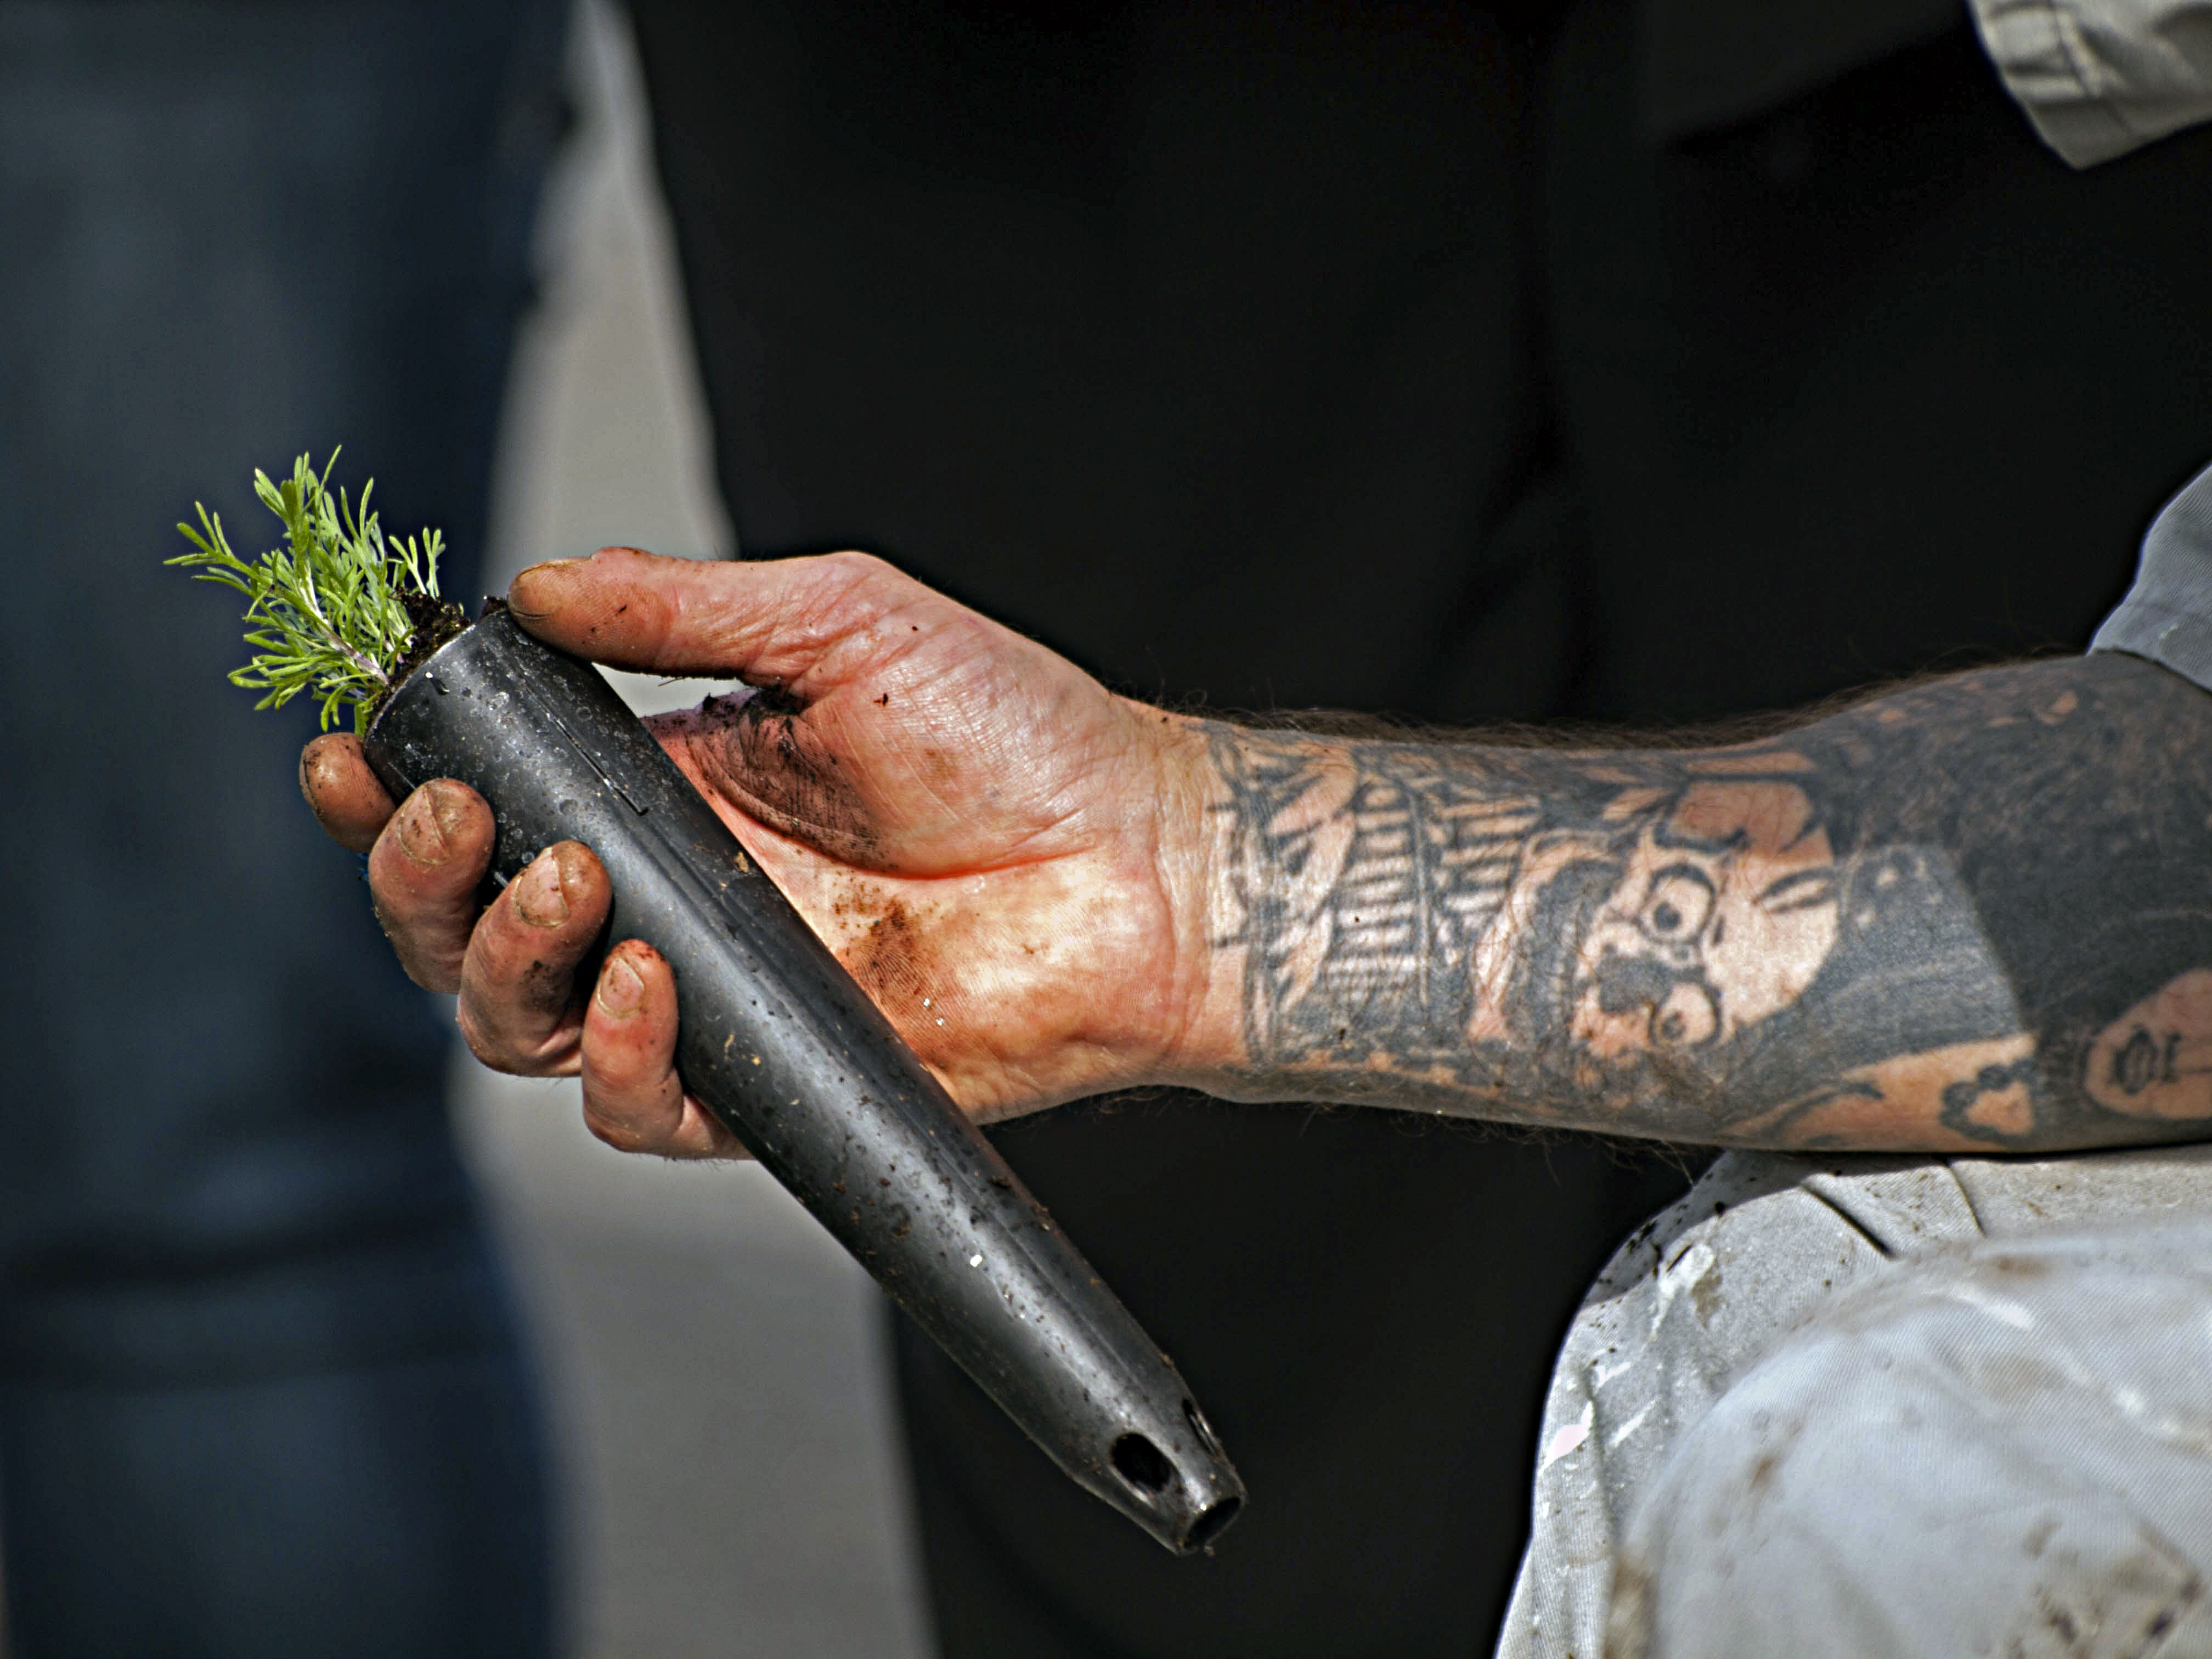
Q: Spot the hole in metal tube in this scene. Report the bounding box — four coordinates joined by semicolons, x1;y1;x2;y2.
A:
1186;1497;1243;1551
1110;1433;1173;1495
1183;1398;1222;1457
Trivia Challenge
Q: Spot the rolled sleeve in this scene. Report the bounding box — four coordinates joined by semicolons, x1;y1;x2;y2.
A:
2090;460;2212;690
1970;0;2212;165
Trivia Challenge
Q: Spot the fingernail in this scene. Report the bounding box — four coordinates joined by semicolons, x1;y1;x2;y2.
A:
426;780;472;847
394;788;451;865
597;952;644;1014
511;852;569;927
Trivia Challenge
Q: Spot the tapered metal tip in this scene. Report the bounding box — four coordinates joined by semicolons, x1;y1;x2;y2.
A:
1094;1401;1247;1554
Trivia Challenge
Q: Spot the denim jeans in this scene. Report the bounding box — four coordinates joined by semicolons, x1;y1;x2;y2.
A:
0;2;565;1650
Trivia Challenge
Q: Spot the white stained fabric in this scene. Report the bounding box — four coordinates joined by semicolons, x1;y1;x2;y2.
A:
1495;1146;2212;1659
1971;0;2212;165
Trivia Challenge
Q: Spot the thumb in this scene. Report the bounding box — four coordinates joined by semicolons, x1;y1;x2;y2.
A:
507;546;946;693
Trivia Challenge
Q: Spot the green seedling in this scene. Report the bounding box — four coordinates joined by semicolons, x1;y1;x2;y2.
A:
170;450;462;733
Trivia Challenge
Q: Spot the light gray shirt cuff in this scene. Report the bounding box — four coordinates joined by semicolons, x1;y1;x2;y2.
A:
2090;460;2212;689
1969;0;2212;166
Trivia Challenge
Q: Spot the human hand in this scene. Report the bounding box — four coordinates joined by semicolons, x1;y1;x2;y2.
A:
300;549;1221;1158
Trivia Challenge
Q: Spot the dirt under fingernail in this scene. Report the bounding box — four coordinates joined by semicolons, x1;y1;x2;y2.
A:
598;952;644;1013
426;780;472;844
512;853;570;927
395;788;452;865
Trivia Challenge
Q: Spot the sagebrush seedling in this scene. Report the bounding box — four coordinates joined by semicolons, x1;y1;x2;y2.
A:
169;451;462;733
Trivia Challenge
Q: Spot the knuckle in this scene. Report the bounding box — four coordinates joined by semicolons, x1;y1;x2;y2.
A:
808;551;916;630
454;1002;515;1071
817;548;895;584
373;907;459;992
582;1103;657;1155
458;1000;572;1077
483;945;579;1023
398;952;459;995
371;834;464;905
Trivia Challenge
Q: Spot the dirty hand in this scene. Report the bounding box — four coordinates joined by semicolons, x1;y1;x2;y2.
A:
300;548;1218;1158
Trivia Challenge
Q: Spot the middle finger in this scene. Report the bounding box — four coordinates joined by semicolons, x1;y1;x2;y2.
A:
457;840;612;1074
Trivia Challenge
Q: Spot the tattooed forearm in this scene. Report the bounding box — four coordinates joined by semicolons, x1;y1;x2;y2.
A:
1201;653;2212;1152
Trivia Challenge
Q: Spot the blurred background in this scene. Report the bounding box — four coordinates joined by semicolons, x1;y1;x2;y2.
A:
459;1;930;1653
0;0;933;1650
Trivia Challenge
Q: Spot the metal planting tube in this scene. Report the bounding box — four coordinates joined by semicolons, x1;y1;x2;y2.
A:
364;606;1246;1553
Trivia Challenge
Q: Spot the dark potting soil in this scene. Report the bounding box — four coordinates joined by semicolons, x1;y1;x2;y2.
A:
361;586;472;729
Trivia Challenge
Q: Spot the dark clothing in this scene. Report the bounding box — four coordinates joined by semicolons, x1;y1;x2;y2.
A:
0;3;564;1651
1641;0;1961;136
625;1;2212;1652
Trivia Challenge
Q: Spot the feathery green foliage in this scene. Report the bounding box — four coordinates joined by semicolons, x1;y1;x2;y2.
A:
170;451;450;734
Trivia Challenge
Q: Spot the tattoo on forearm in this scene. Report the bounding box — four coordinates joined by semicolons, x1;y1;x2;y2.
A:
1210;735;1539;1069
1205;654;2212;1152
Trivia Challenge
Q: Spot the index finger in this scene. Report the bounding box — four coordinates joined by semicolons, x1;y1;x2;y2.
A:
301;733;398;854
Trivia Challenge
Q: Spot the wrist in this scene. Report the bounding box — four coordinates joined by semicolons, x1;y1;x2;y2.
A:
1141;712;1244;1088
1139;714;1337;1096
